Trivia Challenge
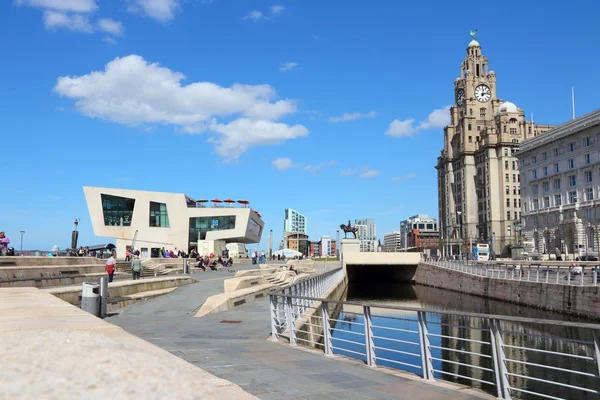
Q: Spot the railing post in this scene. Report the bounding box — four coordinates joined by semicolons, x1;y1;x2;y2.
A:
321;301;333;356
594;332;600;380
286;296;297;346
269;294;279;341
594;267;598;285
536;265;540;282
556;266;560;284
581;267;585;286
363;306;376;367
417;311;434;381
490;319;511;399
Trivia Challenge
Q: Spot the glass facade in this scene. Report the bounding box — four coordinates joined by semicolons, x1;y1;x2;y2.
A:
101;194;135;226
248;219;262;237
189;215;236;245
149;202;170;227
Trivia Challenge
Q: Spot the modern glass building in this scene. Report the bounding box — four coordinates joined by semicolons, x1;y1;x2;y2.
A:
84;187;264;258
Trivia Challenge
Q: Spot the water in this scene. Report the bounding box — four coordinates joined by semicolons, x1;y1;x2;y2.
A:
328;283;599;400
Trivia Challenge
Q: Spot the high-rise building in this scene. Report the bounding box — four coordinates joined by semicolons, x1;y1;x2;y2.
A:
383;231;402;252
283;208;307;234
435;35;554;256
400;215;439;251
355;218;377;252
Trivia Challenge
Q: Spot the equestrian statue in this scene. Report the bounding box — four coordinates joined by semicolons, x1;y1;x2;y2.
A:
340;220;358;239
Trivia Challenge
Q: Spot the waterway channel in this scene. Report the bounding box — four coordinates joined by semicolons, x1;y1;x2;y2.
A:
329;282;599;400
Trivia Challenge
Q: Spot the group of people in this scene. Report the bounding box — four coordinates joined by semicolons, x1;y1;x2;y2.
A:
106;251;144;282
194;255;233;271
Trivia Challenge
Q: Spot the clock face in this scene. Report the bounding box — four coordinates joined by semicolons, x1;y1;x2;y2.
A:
456;89;465;106
475;84;491;102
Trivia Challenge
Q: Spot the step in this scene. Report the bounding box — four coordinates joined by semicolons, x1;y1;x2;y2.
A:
107;287;178;311
195;283;275;317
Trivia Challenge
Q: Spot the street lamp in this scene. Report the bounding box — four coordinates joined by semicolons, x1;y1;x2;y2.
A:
19;231;25;255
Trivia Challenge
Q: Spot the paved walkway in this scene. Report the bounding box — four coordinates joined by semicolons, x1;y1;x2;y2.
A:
109;263;490;400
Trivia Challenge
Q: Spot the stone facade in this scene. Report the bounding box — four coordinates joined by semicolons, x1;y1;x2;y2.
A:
435;38;553;256
517;109;600;258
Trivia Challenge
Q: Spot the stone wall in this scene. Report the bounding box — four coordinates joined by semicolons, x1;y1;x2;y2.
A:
414;262;600;320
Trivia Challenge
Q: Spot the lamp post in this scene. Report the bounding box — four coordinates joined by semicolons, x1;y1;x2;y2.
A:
457;211;463;257
514;218;522;260
336;229;340;259
19;231;25;255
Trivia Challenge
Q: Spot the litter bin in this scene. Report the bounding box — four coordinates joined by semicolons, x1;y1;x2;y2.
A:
81;282;101;317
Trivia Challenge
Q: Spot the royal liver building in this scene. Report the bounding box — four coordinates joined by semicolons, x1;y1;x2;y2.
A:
435;35;554;256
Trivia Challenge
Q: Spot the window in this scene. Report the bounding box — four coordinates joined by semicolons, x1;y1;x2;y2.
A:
553;147;559;157
586;188;594;201
505;160;509;169
189;215;237;243
469;108;473;116
532;170;537;179
543;182;549;192
505;173;509;183
101;194;135;226
513;186;517;195
554;194;562;206
553;178;561;190
468;124;472;131
506;198;510;207
543;197;550;208
505;186;510;195
531;156;537;164
585;136;591;147
469;136;472;143
512;161;516;170
514;199;518;208
554;163;559;173
542;152;547;160
568;159;574;169
585;153;591;164
568;142;575;152
569;175;577;186
503;125;507;133
504;148;508;156
510;128;517;135
532;184;539;195
480;108;486;118
569;191;578;204
507;211;511;220
149;202;170;227
532;199;539;210
543;166;548;176
585;170;593;183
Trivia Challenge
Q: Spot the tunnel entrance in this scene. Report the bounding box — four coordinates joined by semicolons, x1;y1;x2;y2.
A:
345;264;418;284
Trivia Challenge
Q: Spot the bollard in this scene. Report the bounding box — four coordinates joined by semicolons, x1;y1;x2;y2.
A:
81;282;101;317
97;276;108;318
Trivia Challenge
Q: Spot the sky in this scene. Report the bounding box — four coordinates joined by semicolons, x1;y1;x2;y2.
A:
2;0;600;251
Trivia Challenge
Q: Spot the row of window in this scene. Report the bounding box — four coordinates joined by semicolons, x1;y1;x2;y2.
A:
528;136;595;165
101;194;171;228
530;153;593;179
531;172;593;195
528;188;596;211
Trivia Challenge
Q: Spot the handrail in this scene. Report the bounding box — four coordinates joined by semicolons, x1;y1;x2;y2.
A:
269;267;600;400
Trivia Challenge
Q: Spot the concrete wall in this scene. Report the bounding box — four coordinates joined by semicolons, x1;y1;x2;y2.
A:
343;252;421;283
414;262;600;320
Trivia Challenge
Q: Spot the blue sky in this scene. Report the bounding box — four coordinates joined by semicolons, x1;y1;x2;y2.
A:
2;0;600;251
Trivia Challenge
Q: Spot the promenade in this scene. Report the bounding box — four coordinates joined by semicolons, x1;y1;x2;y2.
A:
109;262;490;399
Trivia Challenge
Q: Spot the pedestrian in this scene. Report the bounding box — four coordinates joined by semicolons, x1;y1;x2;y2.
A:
106;252;117;282
0;232;10;256
131;254;143;280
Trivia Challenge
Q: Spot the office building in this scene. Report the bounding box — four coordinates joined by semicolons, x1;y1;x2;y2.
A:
517;109;600;257
355;218;377;252
383;231;402;252
435;36;554;256
283;208;307;234
309;235;337;257
285;232;309;256
83;187;264;258
400;215;438;249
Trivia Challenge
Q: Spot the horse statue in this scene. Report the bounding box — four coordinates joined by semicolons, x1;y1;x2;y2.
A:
340;222;358;239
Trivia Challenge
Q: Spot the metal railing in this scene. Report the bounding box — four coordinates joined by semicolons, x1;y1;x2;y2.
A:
269;275;600;399
428;260;600;286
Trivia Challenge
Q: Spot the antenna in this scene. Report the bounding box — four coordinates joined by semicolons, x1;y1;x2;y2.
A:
572;87;575;120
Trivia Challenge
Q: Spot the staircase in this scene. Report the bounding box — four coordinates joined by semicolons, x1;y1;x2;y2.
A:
117;258;186;277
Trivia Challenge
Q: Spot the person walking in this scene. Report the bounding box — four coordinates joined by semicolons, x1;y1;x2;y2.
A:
131;254;143;280
106;252;117;282
0;232;10;256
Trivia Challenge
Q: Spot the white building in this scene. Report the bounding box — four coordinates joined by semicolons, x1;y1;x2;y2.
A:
83;187;264;258
355;218;377;252
383;231;402;252
400;215;438;249
283;208;307;234
320;235;332;256
517;109;600;257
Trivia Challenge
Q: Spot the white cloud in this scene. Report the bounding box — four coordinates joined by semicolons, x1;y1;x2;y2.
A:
279;62;298;72
392;173;416;182
98;18;123;36
54;55;307;160
329;110;377;123
102;36;117;45
340;165;380;178
386;105;451;137
15;0;98;13
272;157;294;171
304;163;325;173
270;5;285;14
43;11;93;33
244;10;263;21
127;0;180;22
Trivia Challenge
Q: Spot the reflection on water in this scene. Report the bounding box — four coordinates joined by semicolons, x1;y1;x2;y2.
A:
328;283;600;400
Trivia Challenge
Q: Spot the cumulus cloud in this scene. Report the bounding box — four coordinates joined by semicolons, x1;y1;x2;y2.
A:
54;55;308;160
244;10;263;21
392;173;416;182
279;62;298;72
272;157;294;171
341;165;380;178
245;4;285;21
304;163;325;173
16;0;98;13
386;105;451;137
43;10;93;32
127;0;180;22
98;18;123;36
270;5;285;14
329;111;377;123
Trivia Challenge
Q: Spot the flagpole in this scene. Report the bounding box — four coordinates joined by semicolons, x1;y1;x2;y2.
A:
572;87;576;120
